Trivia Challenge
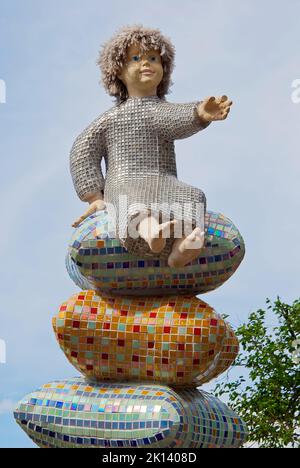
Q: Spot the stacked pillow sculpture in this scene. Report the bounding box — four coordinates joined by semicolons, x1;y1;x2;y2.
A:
14;210;247;448
14;24;249;449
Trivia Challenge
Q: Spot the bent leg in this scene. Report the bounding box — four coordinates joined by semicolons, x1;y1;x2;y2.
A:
138;215;178;254
168;227;205;268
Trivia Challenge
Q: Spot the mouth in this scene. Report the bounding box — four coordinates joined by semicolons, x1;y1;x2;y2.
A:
140;70;154;75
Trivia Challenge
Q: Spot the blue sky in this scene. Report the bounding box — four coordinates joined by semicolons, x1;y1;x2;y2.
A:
0;0;300;447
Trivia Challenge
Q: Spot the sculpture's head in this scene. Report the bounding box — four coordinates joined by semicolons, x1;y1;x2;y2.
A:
98;25;175;103
116;43;164;100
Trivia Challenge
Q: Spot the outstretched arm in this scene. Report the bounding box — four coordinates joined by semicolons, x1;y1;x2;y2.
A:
70;116;107;227
156;96;232;140
156;101;210;140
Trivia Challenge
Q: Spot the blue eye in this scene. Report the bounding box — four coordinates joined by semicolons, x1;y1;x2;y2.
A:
132;55;140;62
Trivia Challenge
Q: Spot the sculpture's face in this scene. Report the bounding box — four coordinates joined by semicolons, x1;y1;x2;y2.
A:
117;43;163;95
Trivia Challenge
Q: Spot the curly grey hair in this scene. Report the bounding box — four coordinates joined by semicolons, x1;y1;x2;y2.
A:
97;24;175;103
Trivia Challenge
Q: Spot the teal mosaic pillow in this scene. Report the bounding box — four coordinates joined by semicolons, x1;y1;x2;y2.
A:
14;377;247;448
67;210;245;296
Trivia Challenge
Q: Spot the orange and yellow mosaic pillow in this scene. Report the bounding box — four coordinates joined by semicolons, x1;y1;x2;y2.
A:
53;291;239;386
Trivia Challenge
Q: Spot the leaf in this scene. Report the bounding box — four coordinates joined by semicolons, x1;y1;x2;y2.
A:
212;297;300;448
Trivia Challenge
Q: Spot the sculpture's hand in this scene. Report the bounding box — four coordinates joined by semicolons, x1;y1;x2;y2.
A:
197;96;233;124
72;196;106;228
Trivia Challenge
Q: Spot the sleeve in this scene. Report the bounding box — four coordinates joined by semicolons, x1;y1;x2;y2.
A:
155;101;211;141
70;115;107;202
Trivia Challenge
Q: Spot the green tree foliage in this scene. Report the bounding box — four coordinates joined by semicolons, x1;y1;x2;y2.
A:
214;298;300;448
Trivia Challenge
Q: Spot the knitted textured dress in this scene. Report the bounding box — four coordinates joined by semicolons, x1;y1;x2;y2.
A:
70;96;209;258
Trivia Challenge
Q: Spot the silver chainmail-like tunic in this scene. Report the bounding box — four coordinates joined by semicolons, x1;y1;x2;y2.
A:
70;96;210;258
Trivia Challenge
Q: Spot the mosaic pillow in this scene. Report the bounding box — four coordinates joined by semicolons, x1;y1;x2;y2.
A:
14;377;248;448
53;292;239;386
67;210;245;296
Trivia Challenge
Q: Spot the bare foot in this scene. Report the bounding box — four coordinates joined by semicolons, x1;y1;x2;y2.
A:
168;228;205;268
139;218;179;254
149;220;179;253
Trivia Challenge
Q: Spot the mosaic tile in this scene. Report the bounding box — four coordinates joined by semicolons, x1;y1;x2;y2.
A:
67;210;245;296
195;323;240;386
14;377;247;448
53;292;238;386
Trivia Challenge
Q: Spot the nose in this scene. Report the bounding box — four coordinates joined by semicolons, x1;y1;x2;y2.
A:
141;55;150;66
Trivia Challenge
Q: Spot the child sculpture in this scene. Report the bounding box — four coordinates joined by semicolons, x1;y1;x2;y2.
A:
70;25;232;267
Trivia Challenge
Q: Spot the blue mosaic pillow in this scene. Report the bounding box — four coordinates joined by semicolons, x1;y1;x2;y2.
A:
14;377;248;448
67;210;245;296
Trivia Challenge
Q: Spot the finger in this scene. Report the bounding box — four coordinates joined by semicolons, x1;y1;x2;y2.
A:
221;95;228;102
72;204;97;227
211;110;229;121
72;201;106;226
221;109;230;119
214;114;227;121
218;106;231;117
220;109;230;119
215;96;224;104
209;115;221;121
72;217;85;227
223;101;232;109
72;218;82;228
219;100;232;109
206;96;216;103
